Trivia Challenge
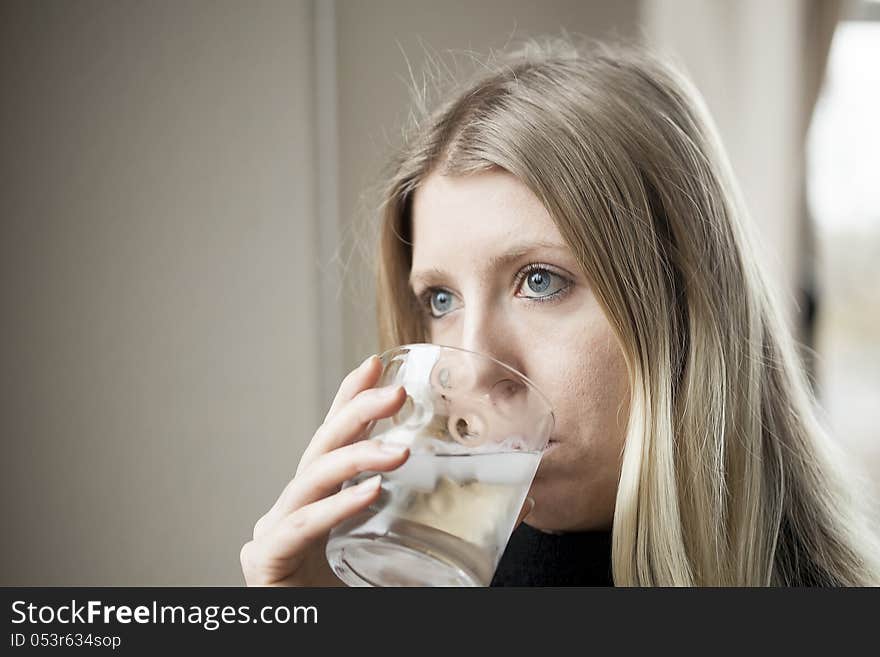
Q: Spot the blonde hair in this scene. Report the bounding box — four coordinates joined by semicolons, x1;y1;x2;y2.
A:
372;37;880;585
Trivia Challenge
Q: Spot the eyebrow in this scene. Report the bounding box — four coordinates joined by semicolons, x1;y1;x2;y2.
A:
408;240;570;290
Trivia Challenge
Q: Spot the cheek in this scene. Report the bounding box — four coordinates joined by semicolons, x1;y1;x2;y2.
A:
532;315;630;450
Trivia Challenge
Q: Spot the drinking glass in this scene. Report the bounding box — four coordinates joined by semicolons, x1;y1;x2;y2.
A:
326;343;554;586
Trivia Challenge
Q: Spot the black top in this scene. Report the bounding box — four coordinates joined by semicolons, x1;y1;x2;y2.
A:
490;522;614;586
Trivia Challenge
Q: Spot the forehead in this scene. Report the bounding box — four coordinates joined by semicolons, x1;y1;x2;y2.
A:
410;169;564;263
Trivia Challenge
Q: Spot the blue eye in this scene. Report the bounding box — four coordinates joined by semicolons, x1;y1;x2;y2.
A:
526;271;551;293
428;290;454;316
517;266;568;299
419;264;572;320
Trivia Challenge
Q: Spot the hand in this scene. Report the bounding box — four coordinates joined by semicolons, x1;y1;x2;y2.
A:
240;355;409;586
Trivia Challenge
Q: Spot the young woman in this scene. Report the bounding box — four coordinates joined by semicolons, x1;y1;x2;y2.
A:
240;38;880;586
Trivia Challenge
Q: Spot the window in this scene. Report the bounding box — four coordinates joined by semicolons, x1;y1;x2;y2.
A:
807;9;880;515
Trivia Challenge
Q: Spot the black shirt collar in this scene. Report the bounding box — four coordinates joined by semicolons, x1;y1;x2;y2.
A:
490;522;614;586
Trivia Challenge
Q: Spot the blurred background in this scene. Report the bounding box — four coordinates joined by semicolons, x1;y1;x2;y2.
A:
1;0;877;585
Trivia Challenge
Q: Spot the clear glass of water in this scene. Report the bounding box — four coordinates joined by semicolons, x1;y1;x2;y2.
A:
326;343;554;587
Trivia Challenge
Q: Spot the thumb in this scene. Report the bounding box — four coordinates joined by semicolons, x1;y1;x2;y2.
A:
514;497;535;529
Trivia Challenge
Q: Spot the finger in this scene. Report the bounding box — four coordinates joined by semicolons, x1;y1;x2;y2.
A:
514;497;535;530
261;440;409;532
255;474;384;566
298;384;406;474
324;354;382;423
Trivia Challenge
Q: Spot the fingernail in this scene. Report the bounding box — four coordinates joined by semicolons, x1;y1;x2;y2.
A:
378;441;408;456
354;474;382;494
360;354;377;370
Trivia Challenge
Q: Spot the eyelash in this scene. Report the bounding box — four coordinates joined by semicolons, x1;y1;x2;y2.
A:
417;262;573;320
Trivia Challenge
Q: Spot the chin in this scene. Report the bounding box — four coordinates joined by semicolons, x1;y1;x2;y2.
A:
526;468;616;532
525;506;613;533
522;479;571;530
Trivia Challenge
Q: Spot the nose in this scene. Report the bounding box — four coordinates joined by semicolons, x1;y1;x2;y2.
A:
428;347;548;450
432;348;524;403
456;300;524;383
430;304;540;448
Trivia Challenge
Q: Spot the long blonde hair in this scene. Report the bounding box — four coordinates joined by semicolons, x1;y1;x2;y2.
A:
371;37;880;585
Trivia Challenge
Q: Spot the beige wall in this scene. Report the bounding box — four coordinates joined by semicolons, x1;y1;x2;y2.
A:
0;1;320;585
